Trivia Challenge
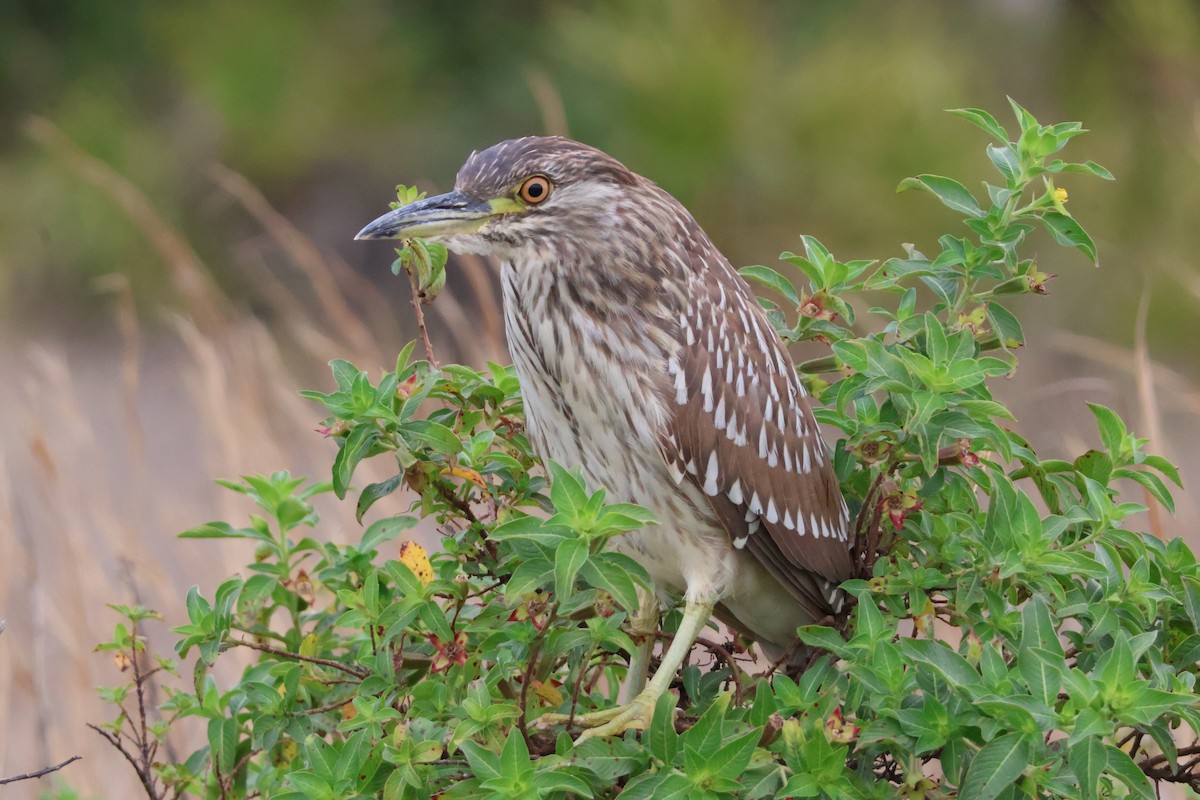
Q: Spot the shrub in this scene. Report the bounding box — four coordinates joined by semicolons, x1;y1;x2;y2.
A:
92;101;1198;799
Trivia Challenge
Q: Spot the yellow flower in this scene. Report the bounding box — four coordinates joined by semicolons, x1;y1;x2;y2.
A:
1053;187;1068;204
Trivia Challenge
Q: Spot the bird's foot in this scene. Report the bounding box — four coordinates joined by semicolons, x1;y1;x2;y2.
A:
535;693;660;744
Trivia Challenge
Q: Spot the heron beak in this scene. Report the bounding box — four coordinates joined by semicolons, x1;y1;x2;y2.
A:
354;190;495;241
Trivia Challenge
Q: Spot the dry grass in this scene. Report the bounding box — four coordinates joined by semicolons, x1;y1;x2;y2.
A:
0;119;483;798
1;120;1196;799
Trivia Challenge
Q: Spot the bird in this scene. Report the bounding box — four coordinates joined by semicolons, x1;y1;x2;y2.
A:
356;136;854;741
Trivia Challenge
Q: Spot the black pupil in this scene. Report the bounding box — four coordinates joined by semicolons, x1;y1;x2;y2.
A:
527;181;544;198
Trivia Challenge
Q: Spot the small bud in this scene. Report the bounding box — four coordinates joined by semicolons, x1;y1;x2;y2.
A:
509;591;552;631
824;707;861;744
395;374;420;398
965;631;983;666
1026;270;1054;295
880;488;922;531
593;590;616;618
428;630;470;673
852;437;894;465
1053;187;1068;204
953;305;988;336
957;439;980;468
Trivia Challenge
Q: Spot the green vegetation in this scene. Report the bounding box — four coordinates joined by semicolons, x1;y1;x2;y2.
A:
87;103;1197;799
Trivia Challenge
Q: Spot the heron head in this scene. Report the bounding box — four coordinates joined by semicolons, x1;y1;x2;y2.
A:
355;136;644;260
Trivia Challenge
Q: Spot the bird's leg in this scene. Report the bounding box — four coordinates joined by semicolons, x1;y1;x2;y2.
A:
619;589;660;703
536;597;714;743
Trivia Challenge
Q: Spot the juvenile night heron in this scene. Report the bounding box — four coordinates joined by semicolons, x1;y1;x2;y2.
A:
356;137;853;740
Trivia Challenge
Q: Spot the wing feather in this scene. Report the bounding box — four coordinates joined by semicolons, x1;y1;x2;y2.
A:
660;262;854;616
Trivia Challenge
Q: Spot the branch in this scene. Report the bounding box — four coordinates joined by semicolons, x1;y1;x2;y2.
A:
406;258;440;368
230;638;370;678
89;723;160;799
0;755;83;786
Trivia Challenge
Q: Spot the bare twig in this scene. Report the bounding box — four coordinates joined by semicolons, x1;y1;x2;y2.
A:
0;755;83;786
230;638;370;678
406;263;440;367
89;723;160;799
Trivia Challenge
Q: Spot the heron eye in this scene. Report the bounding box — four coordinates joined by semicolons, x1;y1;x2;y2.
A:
518;175;552;205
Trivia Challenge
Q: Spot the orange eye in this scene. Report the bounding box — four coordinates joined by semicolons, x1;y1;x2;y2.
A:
518;175;552;204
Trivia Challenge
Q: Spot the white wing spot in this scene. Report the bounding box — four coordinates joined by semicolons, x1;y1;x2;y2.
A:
702;450;719;495
701;363;713;412
727;478;743;504
765;498;779;524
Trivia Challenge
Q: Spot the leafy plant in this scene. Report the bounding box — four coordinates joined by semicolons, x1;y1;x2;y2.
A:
91;101;1197;798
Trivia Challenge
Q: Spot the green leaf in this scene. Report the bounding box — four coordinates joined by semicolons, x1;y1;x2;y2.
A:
499;728;532;784
898;174;984;218
531;769;593;797
1141;454;1182;487
1042;211;1098;263
332;423;380;500
706;728;761;782
1104;745;1156;800
647;690;679;766
360;515;417;552
1181;575;1200;631
948;107;1010;142
580;557;639;612
548;462;589;519
356;474;403;523
504;558;553;603
958;733;1030;800
1087;403;1127;458
987;145;1021;186
330;358;363;392
554;538;589;602
458;740;501;781
986;303;1024;349
401;420;461;454
740;265;800;305
897;638;981;689
1069;738;1106;800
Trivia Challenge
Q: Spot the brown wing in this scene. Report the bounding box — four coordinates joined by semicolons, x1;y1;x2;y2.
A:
659;264;854;618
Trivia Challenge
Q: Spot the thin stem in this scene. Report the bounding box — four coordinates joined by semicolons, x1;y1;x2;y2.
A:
405;252;440;367
230;638;370;678
0;755;83;786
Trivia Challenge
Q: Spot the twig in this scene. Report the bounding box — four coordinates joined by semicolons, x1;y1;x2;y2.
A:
518;636;545;747
1139;744;1200;771
695;636;749;705
230;638;370;678
406;260;440;367
761;638;803;680
89;723;160;799
0;755;83;786
289;697;356;716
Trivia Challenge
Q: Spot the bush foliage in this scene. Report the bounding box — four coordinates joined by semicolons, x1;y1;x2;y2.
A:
91;101;1198;799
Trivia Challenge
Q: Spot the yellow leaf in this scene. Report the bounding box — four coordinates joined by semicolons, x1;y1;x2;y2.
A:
398;541;434;585
442;466;488;491
533;680;564;707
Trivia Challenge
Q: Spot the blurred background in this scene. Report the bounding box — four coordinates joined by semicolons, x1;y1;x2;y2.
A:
2;1;1199;796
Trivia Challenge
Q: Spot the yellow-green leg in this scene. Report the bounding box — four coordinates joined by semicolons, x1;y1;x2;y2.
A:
620;589;660;703
537;597;714;743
